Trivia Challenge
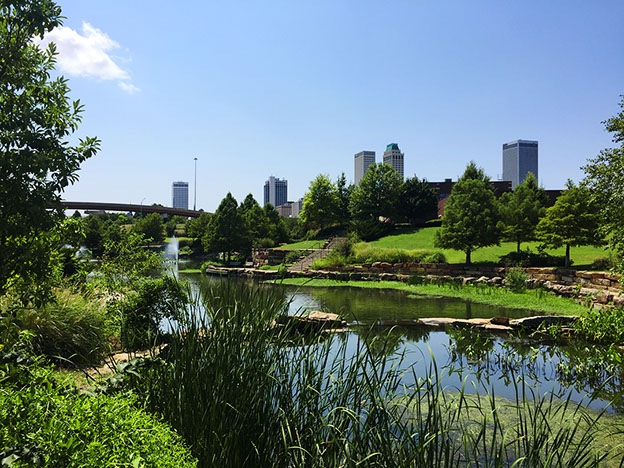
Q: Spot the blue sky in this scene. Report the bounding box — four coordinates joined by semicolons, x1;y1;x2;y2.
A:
50;0;624;212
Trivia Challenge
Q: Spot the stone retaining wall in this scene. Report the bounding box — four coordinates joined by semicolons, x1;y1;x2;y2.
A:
322;262;622;293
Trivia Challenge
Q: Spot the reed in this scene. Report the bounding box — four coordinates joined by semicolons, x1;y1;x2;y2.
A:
130;280;622;467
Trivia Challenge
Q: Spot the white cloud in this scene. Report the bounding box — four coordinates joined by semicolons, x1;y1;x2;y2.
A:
39;22;139;93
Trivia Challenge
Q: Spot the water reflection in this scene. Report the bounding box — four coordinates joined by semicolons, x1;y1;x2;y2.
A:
178;272;623;413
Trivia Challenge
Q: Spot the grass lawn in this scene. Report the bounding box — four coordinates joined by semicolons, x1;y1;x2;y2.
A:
276;237;329;250
369;226;609;268
278;278;589;316
164;236;194;243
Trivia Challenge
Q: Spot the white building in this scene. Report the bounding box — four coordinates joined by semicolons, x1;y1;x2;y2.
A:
354;151;376;185
383;143;404;180
172;181;189;209
264;176;288;207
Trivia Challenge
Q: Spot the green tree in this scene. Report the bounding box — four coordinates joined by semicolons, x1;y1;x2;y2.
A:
435;163;500;264
203;193;247;262
536;181;602;268
350;163;402;221
239;194;270;245
132;213;165;244
398;176;439;224
0;1;99;302
185;212;212;238
264;203;288;244
336;172;353;223
583;95;624;272
497;172;548;252
300;174;339;230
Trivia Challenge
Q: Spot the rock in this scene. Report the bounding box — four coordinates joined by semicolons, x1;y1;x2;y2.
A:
489;276;503;285
276;311;347;333
476;276;490;283
462;277;476;285
490;317;509;326
509;315;578;330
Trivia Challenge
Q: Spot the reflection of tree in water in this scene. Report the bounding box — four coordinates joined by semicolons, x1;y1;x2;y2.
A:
445;332;556;385
555;344;624;413
352;326;417;359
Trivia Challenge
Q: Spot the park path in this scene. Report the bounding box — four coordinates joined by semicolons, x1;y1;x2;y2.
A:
288;236;343;272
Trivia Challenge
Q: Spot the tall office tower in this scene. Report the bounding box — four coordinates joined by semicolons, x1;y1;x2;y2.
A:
383;143;404;180
172;181;189;209
263;176;288;207
354;151;376;185
502;140;538;188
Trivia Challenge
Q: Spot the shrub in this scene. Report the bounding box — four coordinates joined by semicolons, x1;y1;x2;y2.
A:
12;289;109;365
590;256;615;271
112;277;188;350
351;218;393;241
284;250;304;264
0;354;196;467
504;268;530;293
499;249;568;267
310;251;348;270
575;306;624;344
256;237;276;248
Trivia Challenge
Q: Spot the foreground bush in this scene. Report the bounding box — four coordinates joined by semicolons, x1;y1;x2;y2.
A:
0;353;196;467
6;288;109;365
130;280;618;467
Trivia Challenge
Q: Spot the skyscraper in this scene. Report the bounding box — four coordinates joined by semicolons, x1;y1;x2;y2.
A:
172;181;189;209
263;176;288;207
354;151;375;185
502;140;538;188
383;143;404;180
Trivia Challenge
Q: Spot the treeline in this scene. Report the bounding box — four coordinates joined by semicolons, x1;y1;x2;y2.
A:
434;163;601;266
299;167;439;240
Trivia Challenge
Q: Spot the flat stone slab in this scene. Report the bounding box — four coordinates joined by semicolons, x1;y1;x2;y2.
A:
276;311;347;332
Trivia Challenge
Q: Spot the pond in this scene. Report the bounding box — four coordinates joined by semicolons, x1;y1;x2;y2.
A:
178;270;624;415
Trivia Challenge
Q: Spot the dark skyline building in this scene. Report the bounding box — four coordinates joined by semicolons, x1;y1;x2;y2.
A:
502;140;538;188
263;176;288;207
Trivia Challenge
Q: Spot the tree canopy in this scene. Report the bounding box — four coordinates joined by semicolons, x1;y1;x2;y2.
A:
203;193;247;261
497;172;547;252
536;181;602;267
583;95;624;272
435;163;500;264
398;177;439;224
300;174;339;230
132;213;165;244
0;0;100;302
350;163;402;222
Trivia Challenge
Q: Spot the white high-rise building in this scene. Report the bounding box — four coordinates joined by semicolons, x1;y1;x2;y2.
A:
354;151;376;185
383;143;404;180
263;176;288;207
172;181;189;209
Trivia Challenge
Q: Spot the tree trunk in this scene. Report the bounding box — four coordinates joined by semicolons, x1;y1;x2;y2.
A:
465;249;471;265
517;240;521;253
565;244;570;268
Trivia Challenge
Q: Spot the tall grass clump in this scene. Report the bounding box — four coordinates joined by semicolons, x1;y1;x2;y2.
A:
127;279;621;467
6;288;109;365
352;242;446;264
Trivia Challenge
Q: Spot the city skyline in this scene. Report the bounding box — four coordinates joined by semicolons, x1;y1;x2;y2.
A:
50;1;623;212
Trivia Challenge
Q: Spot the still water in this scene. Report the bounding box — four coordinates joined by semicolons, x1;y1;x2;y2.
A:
178;270;624;414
